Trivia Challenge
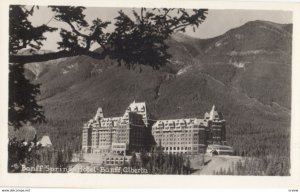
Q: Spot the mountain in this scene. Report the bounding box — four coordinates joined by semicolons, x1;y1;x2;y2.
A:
170;20;292;109
21;20;291;167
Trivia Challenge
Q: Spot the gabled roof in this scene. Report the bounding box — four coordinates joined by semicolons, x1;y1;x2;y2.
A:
123;100;148;124
209;105;220;120
99;117;122;127
153;118;198;128
127;100;146;113
94;107;104;120
39;136;52;147
204;112;210;119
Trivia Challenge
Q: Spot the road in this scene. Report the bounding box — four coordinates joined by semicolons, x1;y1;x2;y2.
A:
191;155;244;175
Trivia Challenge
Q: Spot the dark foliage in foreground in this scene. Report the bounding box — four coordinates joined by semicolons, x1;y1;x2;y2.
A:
8;137;73;173
9;5;207;129
128;148;193;175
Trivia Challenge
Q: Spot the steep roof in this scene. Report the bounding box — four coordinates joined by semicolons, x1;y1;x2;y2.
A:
94;107;104;120
126;100;146;114
39;136;52;147
153;118;198;128
209;105;220;120
123;100;148;124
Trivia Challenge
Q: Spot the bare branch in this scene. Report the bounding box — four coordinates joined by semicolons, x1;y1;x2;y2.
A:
170;23;190;31
65;20;89;39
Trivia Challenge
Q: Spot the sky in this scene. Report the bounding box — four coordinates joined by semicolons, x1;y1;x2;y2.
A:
27;7;292;51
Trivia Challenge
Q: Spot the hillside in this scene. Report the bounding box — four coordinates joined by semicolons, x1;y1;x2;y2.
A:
16;20;292;174
191;155;244;175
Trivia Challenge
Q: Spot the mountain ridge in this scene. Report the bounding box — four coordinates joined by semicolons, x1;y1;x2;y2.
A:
18;20;291;162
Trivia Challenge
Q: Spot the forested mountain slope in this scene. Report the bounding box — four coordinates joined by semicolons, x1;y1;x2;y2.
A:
19;20;291;175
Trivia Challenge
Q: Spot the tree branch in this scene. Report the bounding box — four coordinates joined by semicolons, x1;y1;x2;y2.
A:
170;23;190;31
65;20;89;38
10;50;107;64
163;8;171;18
141;8;144;24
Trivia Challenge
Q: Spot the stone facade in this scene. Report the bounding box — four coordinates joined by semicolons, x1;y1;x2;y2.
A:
82;101;226;155
82;101;151;154
151;105;226;154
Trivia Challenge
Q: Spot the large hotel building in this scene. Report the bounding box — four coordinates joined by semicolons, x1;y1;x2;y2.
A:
82;101;226;155
82;101;152;154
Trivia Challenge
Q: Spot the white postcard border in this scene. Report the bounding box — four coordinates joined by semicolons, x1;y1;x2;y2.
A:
0;0;300;188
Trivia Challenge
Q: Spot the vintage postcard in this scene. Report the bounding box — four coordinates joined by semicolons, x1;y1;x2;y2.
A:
0;0;300;189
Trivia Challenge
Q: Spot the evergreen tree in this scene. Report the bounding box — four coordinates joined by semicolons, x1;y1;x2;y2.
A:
8;5;208;173
130;153;138;169
9;5;208;128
